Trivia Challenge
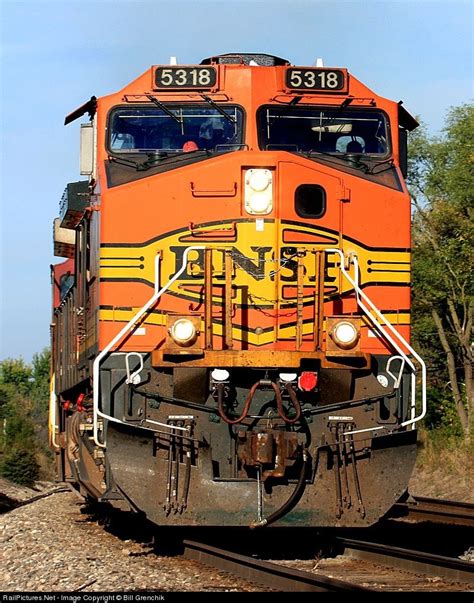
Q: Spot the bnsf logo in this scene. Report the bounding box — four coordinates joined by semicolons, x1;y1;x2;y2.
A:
167;244;338;307
100;220;409;306
160;221;338;306
168;245;336;283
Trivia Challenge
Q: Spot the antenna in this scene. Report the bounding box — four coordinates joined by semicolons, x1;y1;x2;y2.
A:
170;56;177;65
315;58;324;67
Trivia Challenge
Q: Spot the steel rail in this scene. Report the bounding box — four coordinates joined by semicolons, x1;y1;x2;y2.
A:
337;537;474;584
182;539;372;592
391;496;474;527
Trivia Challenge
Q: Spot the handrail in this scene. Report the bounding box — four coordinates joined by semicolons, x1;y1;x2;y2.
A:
91;245;425;447
125;352;144;385
92;246;204;448
49;373;60;451
325;249;426;436
386;355;406;389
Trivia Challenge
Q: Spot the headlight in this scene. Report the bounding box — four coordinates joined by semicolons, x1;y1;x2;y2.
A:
169;318;197;346
248;170;271;192
331;320;359;349
245;168;273;215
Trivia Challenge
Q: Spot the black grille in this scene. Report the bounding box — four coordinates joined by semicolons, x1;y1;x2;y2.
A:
201;53;290;66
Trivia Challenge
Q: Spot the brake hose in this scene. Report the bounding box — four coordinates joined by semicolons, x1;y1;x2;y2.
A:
249;448;309;528
217;380;302;425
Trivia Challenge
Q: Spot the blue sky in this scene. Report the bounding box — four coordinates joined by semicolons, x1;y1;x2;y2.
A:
0;0;472;361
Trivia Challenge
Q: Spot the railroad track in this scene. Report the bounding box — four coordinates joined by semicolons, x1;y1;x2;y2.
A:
336;537;474;585
391;496;474;527
183;539;371;592
183;536;474;591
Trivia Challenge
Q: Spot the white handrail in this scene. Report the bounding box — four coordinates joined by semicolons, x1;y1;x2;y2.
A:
49;374;60;450
93;246;204;448
386;355;406;389
325;249;426;435
125;352;144;385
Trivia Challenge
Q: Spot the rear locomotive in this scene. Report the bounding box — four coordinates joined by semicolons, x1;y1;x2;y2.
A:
50;53;425;527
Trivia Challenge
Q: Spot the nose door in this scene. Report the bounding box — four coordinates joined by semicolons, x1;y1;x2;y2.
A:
275;160;347;350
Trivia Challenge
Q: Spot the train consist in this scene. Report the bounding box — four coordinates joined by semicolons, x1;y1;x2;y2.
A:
50;53;425;528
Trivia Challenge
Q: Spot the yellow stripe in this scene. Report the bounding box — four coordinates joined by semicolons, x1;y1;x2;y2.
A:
99;309;410;346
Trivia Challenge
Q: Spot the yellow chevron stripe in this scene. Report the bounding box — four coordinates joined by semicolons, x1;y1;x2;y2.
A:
99;220;410;305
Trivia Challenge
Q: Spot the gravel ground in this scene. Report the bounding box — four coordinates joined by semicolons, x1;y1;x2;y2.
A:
1;476;471;593
0;489;262;592
409;464;473;503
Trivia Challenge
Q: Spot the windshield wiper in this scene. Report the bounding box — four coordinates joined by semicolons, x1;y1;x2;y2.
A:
366;158;395;174
306;150;370;172
108;152;171;171
200;94;235;124
108;154;143;170
138;149;211;171
145;94;182;125
110;149;212;172
137;151;173;170
339;152;371;172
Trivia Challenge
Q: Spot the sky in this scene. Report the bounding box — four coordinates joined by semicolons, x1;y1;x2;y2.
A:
0;0;472;362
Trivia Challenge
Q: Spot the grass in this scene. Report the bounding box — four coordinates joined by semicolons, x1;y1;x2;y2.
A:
411;426;473;501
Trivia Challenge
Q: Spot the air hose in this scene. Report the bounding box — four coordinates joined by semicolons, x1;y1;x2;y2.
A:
249;448;309;529
217;380;301;425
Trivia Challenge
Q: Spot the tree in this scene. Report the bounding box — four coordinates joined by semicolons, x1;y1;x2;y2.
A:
0;358;33;395
32;349;50;386
30;348;51;421
0;351;52;483
408;104;474;436
1;449;39;487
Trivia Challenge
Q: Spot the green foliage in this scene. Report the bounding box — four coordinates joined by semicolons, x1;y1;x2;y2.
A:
0;358;33;395
437;105;474;207
32;349;50;384
410;108;474;301
3;401;36;448
409;103;473;435
1;448;39;487
424;387;463;436
0;383;16;419
0;350;51;483
30;349;51;422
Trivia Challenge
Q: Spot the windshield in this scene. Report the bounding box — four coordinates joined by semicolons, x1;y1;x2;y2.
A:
257;106;389;155
109;105;244;154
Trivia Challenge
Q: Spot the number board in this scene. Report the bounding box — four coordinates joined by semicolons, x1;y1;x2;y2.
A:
154;67;217;89
285;68;347;92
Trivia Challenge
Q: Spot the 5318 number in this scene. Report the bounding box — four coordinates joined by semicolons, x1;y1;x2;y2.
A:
286;68;345;91
155;67;217;89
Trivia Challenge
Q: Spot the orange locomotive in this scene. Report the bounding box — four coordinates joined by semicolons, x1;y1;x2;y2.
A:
50;53;425;527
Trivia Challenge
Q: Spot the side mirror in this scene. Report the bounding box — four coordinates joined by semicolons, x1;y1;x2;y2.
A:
80;123;94;176
399;128;408;178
